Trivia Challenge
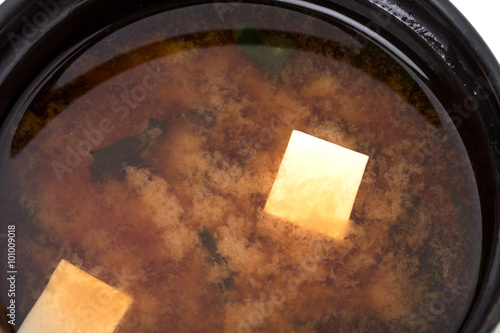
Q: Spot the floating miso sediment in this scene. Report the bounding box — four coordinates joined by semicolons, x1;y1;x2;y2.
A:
0;3;481;332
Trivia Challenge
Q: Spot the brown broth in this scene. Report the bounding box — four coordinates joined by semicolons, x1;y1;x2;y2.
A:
0;4;481;332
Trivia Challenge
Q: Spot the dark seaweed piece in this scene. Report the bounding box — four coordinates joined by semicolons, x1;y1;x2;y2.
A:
187;109;217;129
200;225;225;265
401;190;421;214
221;276;234;291
234;24;294;78
88;118;167;183
199;225;234;292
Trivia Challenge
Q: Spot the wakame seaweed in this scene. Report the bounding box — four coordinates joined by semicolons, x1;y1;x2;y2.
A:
234;24;294;78
199;226;234;292
88;118;166;183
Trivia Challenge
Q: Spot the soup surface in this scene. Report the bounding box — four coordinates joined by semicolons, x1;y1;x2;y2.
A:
0;4;482;332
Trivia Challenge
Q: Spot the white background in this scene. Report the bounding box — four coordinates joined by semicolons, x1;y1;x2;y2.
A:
0;0;498;331
449;0;500;65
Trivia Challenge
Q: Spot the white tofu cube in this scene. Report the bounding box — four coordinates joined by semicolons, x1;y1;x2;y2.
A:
19;259;132;333
264;130;369;238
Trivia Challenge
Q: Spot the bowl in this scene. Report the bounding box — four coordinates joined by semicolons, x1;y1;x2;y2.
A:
1;0;500;332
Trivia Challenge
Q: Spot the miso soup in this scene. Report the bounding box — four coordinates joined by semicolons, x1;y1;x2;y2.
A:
0;3;482;332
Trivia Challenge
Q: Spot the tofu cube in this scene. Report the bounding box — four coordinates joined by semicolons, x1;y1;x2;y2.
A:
19;259;132;333
264;130;369;238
